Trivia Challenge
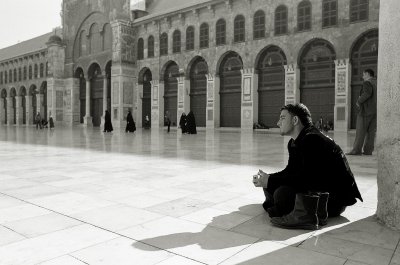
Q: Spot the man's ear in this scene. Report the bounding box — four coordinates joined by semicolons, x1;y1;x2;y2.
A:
292;116;299;125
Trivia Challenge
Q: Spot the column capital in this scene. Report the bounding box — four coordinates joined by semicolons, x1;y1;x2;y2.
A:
150;80;159;86
240;68;256;75
334;58;350;67
284;63;298;72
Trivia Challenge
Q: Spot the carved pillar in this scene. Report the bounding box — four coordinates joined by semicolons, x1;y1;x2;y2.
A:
136;82;143;128
25;95;32;125
6;97;13;125
206;73;220;128
83;79;92;126
334;59;351;132
15;96;22;125
177;76;190;127
376;0;400;230
111;20;137;129
0;98;4;125
101;71;108;127
64;78;80;125
150;80;164;128
284;64;300;105
240;68;258;130
36;94;44;119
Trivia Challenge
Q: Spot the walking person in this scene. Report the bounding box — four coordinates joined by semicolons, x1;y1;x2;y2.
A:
49;115;55;130
164;111;171;133
103;110;113;133
347;69;377;155
186;111;197;134
35;112;42;130
179;112;187;134
125;110;136;133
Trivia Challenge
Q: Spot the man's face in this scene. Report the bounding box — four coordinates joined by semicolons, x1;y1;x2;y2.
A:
362;71;370;81
277;110;294;136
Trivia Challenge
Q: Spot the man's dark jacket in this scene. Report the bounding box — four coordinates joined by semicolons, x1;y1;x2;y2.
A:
269;125;363;206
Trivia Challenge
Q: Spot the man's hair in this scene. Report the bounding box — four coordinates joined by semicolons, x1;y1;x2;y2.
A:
281;103;312;127
363;69;375;77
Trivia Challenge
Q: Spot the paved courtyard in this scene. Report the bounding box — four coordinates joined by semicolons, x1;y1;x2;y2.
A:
0;126;398;265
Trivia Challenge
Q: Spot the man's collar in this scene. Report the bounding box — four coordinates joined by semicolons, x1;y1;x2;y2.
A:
293;125;312;144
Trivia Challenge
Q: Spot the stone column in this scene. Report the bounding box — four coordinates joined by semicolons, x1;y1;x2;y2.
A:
83;79;92;126
6;97;13;125
101;71;108;127
151;80;164;128
63;78;80;125
110;20;137;129
240;68;258;130
136;82;143;128
15;96;22;125
26;95;32;125
334;59;351;132
0;98;4;125
376;0;400;230
37;94;44;119
177;76;190;127
284;64;300;105
206;73;220;129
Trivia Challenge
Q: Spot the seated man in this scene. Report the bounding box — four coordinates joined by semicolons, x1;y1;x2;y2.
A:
253;103;363;230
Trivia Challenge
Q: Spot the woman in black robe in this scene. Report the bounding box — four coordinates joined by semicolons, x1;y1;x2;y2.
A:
186;111;197;134
179;112;187;134
125;110;136;133
103;110;113;132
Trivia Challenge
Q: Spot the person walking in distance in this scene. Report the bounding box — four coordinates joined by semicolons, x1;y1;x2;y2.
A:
347;69;377;155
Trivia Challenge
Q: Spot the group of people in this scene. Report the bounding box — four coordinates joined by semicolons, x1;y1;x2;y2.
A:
252;69;376;230
179;111;197;134
35;112;54;130
103;109;136;133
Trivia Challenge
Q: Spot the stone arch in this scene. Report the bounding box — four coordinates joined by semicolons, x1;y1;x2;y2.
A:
89;23;101;54
87;62;103;126
298;38;336;125
19;86;27;124
75;67;86;123
29;84;37;124
138;67;153;126
162;61;180;126
0;88;7;124
39;81;48;120
349;28;378;129
10;87;17;124
218;51;243;127
256;45;287;128
102;23;112;51
188;57;208;127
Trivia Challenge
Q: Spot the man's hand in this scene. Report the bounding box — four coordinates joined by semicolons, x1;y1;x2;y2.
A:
252;170;270;187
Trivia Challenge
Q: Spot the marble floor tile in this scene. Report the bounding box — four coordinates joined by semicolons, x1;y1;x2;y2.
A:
155;255;205;265
0;204;51;224
71;237;173;265
38;255;87;265
0;194;24;209
145;197;214;217
3;213;82;238
299;234;394;265
71;204;163;231
0;225;26;246
0;224;118;265
390;245;400;265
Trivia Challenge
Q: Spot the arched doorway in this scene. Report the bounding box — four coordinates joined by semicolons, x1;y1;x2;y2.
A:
219;52;243;127
75;68;86;123
141;69;152;127
40;82;47;121
88;63;103;127
10;88;16;124
299;39;336;125
257;46;287;128
29;85;37;125
164;62;179;126
189;57;208;127
350;29;378;129
20;87;27;124
1;89;6;124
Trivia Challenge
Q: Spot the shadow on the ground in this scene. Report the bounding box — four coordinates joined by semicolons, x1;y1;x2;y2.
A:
131;204;350;252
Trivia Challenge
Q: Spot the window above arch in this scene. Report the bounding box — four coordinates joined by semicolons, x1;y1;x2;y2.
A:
234;15;245;43
322;0;338;28
298;0;312;32
350;0;369;23
186;26;195;51
137;38;144;60
160;33;168;56
216;19;226;46
253;10;265;40
200;23;209;49
148;35;154;58
172;30;181;53
275;5;288;35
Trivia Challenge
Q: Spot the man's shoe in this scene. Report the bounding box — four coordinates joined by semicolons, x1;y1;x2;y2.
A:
346;151;362;155
271;193;319;230
312;192;329;226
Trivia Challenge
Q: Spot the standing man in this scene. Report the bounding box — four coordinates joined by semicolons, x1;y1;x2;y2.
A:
347;69;377;155
35;112;42;130
253;103;363;229
165;111;171;133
